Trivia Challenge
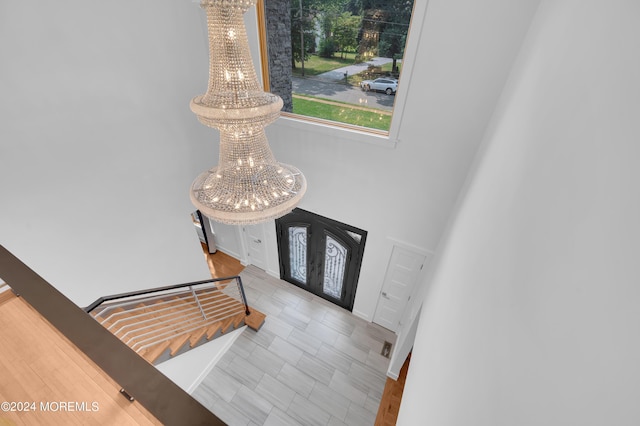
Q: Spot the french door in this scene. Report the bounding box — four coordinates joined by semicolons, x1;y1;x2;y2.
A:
276;209;367;311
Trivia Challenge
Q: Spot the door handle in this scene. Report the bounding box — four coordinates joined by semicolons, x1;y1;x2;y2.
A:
254;239;262;244
381;291;389;299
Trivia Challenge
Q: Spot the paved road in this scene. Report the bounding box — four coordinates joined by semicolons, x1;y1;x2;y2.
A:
292;76;396;111
316;57;394;81
292;57;396;111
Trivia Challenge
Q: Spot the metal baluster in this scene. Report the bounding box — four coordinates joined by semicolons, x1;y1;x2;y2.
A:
190;286;208;320
236;277;251;315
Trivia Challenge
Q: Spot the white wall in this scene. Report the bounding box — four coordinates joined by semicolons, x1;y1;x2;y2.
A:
156;326;244;394
0;1;214;306
398;0;640;424
263;0;541;320
0;0;539;316
209;221;244;260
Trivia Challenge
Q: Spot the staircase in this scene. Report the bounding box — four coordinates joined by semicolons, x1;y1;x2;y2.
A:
86;277;265;365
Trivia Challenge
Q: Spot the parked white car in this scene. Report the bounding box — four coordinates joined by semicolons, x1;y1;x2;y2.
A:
360;77;398;95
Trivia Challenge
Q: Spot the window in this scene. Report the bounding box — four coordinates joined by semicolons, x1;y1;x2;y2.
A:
257;0;419;137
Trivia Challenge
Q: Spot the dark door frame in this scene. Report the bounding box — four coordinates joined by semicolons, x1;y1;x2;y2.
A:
275;208;367;311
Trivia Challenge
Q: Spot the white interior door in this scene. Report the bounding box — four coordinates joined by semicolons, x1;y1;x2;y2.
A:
373;245;426;332
243;224;267;271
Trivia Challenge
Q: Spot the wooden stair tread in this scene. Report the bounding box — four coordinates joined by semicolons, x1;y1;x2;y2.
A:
168;334;192;355
189;328;209;347
108;304;204;338
219;316;236;333
112;307;201;327
206;323;222;339
244;308;266;331
117;316;201;343
102;296;201;321
91;278;267;364
232;312;246;327
140;340;171;364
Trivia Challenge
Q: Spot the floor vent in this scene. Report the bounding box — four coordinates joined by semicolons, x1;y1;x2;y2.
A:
382;341;392;358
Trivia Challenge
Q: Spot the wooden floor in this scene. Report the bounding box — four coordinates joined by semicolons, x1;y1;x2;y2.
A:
202;244;266;334
201;243;245;279
375;353;411;425
0;292;161;425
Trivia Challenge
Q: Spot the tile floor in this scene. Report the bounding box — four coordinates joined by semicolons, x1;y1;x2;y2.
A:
192;265;396;426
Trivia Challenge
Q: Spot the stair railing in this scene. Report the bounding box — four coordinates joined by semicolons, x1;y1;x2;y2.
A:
189;285;208;320
84;276;253;355
85;276;251;316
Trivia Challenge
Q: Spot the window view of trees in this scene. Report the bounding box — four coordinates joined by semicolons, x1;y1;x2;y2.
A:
263;0;415;133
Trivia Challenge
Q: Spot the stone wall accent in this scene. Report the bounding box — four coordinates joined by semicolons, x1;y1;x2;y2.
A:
265;0;293;112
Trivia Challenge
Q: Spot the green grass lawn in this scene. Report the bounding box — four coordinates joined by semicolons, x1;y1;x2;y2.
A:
292;96;391;131
291;54;399;131
292;53;400;80
292;53;360;76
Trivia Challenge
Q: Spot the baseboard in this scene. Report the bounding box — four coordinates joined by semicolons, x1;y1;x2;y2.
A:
186;327;245;393
352;309;371;322
216;246;243;261
155;326;246;394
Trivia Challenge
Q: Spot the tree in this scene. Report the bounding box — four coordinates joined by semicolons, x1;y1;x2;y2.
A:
357;0;413;69
334;12;361;58
378;0;412;74
290;0;316;69
291;0;361;64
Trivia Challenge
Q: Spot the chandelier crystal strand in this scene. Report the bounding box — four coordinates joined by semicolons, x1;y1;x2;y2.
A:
190;0;306;225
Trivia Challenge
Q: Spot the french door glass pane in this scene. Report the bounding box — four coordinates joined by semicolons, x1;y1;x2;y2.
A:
288;226;308;284
322;235;347;299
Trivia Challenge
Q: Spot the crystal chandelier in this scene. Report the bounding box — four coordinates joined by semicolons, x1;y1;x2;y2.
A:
189;0;306;225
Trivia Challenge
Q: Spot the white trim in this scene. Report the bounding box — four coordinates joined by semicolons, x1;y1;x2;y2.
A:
266;269;280;279
210;225;245;261
155;326;246;394
387;0;431;139
216;247;243;263
274;115;398;149
186;327;243;393
234;225;248;264
386;237;435;258
352;309;370;322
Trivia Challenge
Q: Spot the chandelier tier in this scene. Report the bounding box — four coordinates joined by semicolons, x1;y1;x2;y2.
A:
190;0;306;225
